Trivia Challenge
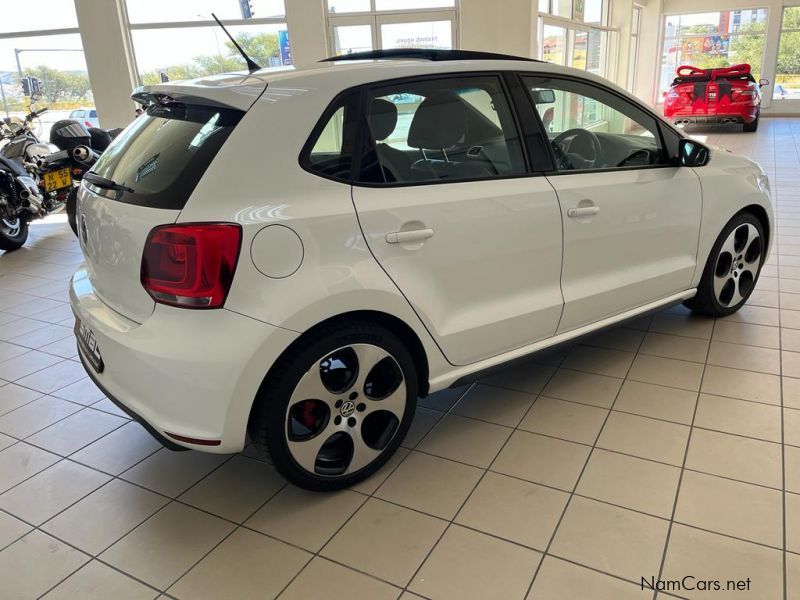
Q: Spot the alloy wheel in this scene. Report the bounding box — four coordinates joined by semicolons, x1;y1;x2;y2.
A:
713;223;762;308
1;217;21;238
285;343;406;477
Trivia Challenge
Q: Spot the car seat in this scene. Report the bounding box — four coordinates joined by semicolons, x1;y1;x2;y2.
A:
367;99;414;183
407;92;494;180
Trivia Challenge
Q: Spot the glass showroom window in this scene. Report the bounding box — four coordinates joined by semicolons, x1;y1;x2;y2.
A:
658;9;768;101
539;0;606;26
0;0;95;134
125;0;290;84
538;0;615;80
775;7;800;100
326;0;457;56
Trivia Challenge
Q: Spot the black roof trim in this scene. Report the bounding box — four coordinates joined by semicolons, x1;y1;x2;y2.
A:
320;49;541;63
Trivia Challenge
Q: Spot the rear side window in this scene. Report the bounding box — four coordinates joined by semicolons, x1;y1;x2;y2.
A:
302;91;359;182
358;75;526;185
90;103;242;209
89;109;97;118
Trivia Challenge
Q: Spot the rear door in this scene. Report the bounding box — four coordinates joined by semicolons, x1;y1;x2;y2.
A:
77;101;245;323
522;74;702;333
351;73;564;366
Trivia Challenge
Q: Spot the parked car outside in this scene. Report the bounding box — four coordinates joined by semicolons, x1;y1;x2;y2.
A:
70;50;773;490
68;107;99;128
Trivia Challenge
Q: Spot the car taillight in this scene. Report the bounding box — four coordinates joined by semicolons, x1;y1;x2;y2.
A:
85;121;92;127
141;223;242;309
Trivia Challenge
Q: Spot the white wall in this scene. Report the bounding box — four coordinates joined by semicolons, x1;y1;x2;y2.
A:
460;0;537;57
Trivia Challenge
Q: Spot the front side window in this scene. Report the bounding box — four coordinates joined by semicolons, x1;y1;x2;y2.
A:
523;76;667;172
359;75;526;184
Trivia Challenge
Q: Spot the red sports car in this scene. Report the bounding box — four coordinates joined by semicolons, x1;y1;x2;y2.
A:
663;64;767;132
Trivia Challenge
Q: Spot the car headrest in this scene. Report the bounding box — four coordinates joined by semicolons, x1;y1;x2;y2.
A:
368;98;398;141
408;92;467;150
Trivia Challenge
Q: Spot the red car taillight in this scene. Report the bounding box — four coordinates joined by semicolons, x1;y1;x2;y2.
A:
141;223;242;309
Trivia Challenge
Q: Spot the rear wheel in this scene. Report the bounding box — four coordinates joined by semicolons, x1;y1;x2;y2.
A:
685;212;764;317
743;111;760;132
249;321;417;491
0;217;28;251
66;188;78;237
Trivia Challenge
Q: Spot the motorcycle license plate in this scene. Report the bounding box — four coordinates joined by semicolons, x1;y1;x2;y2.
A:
74;318;104;373
43;168;72;192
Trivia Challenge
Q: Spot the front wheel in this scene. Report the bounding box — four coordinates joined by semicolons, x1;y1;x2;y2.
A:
249;321;417;491
0;217;29;251
685;212;764;317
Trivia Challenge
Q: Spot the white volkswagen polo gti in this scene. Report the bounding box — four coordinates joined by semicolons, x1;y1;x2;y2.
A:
70;50;773;490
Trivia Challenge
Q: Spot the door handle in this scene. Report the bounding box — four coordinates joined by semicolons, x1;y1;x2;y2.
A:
567;206;600;218
385;228;435;244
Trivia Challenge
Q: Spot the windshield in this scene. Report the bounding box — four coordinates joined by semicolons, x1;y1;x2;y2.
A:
91;103;243;209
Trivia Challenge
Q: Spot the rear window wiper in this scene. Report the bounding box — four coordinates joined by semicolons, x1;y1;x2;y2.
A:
84;172;135;194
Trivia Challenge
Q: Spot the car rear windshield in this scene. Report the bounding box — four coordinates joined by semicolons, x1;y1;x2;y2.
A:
90;103;243;210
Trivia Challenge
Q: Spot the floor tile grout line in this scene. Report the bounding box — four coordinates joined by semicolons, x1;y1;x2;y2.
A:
777;167;789;600
398;361;568;597
522;326;652;599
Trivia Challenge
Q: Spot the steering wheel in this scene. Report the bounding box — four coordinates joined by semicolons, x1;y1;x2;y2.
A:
553;128;602;169
617;148;653;168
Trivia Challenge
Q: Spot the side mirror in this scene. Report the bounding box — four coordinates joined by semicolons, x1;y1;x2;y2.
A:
759;78;770;88
679;138;710;167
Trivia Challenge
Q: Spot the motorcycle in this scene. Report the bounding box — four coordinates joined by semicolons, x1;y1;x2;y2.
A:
0;108;120;250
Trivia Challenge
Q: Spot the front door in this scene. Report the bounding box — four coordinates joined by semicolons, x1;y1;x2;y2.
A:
352;74;564;365
522;74;702;333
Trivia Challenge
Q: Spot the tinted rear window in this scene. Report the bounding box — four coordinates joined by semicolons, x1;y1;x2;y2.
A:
90;103;243;209
89;110;97;118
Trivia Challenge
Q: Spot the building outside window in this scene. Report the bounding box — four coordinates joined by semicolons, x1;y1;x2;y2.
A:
775;7;800;100
0;0;94;134
538;0;617;81
326;0;457;56
658;9;768;101
124;0;290;85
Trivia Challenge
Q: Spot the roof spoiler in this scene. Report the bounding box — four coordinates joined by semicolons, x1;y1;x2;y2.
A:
320;49;541;63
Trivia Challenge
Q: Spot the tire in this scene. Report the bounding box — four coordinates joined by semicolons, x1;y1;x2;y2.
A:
0;217;29;251
743;112;759;132
248;320;418;491
684;211;765;317
66;188;78;237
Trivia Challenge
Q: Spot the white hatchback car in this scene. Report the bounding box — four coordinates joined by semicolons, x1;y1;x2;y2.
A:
70;50;773;490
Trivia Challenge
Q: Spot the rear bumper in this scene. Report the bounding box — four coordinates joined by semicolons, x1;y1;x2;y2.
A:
70;267;299;453
666;107;759;125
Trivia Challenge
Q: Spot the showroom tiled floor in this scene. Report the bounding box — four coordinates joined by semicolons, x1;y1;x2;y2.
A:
1;120;800;599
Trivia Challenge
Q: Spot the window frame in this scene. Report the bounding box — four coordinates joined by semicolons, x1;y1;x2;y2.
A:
326;1;458;56
122;1;290;85
298;88;362;184
517;72;681;176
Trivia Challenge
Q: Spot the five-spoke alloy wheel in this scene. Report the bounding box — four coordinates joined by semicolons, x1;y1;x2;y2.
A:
249;322;417;490
686;211;765;317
